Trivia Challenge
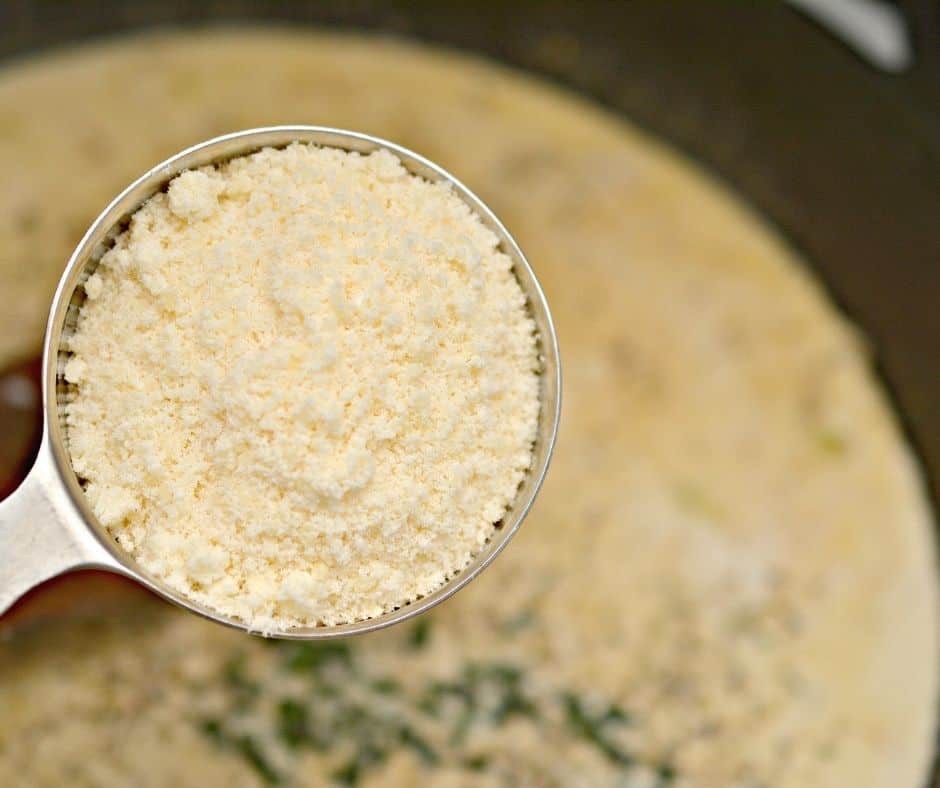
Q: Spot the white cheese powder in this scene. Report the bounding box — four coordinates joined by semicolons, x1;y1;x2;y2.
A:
64;143;540;630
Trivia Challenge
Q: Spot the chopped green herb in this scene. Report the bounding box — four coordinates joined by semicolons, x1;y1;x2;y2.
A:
199;719;281;785
420;678;472;742
399;725;439;765
335;701;368;728
200;717;223;742
462;754;490;772
236;735;282;785
419;680;470;717
223;655;253;688
199;644;665;783
408;618;432;649
332;736;388;786
370;678;401;695
356;741;387;769
284;641;352;674
561;693;633;766
468;663;522;684
332;758;360;786
421;663;537;744
471;664;537;723
223;655;259;711
602;705;631;724
656;763;677;786
277;698;310;749
492;690;538;723
451;704;475;747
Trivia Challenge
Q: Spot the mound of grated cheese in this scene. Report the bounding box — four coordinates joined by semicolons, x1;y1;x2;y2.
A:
63;143;540;631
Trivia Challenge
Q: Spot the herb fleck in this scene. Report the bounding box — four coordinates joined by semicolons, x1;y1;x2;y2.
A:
399;725;439;765
283;641;352;674
200;717;223;742
408;618;432;650
277;698;310;749
562;692;632;766
463;754;490;772
236;736;282;785
222;655;259;711
656;762;678;786
199;718;281;785
332;758;360;786
370;678;401;695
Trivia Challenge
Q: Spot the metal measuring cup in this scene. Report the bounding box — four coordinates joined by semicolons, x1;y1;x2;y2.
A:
0;126;561;638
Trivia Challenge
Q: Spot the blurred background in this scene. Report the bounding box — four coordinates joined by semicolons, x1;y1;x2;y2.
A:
1;2;939;787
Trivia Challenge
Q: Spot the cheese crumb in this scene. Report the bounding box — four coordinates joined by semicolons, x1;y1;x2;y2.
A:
166;169;223;221
64;143;540;630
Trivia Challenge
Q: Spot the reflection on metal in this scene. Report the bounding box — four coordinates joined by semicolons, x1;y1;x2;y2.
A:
0;374;36;411
787;0;912;73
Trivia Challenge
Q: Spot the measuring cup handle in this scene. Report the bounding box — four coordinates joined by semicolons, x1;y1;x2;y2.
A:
0;440;116;616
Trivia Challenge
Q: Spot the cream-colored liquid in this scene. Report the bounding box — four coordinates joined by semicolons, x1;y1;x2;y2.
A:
0;29;936;788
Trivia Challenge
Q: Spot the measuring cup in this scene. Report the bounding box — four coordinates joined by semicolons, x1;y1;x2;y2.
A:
0;126;561;638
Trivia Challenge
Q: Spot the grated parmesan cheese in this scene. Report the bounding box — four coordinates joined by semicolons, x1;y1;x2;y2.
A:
63;143;540;631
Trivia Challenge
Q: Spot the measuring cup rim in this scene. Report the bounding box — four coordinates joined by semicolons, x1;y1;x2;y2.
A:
40;125;562;638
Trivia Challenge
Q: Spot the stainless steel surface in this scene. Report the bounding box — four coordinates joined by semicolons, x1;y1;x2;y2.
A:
0;440;119;616
0;125;562;638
